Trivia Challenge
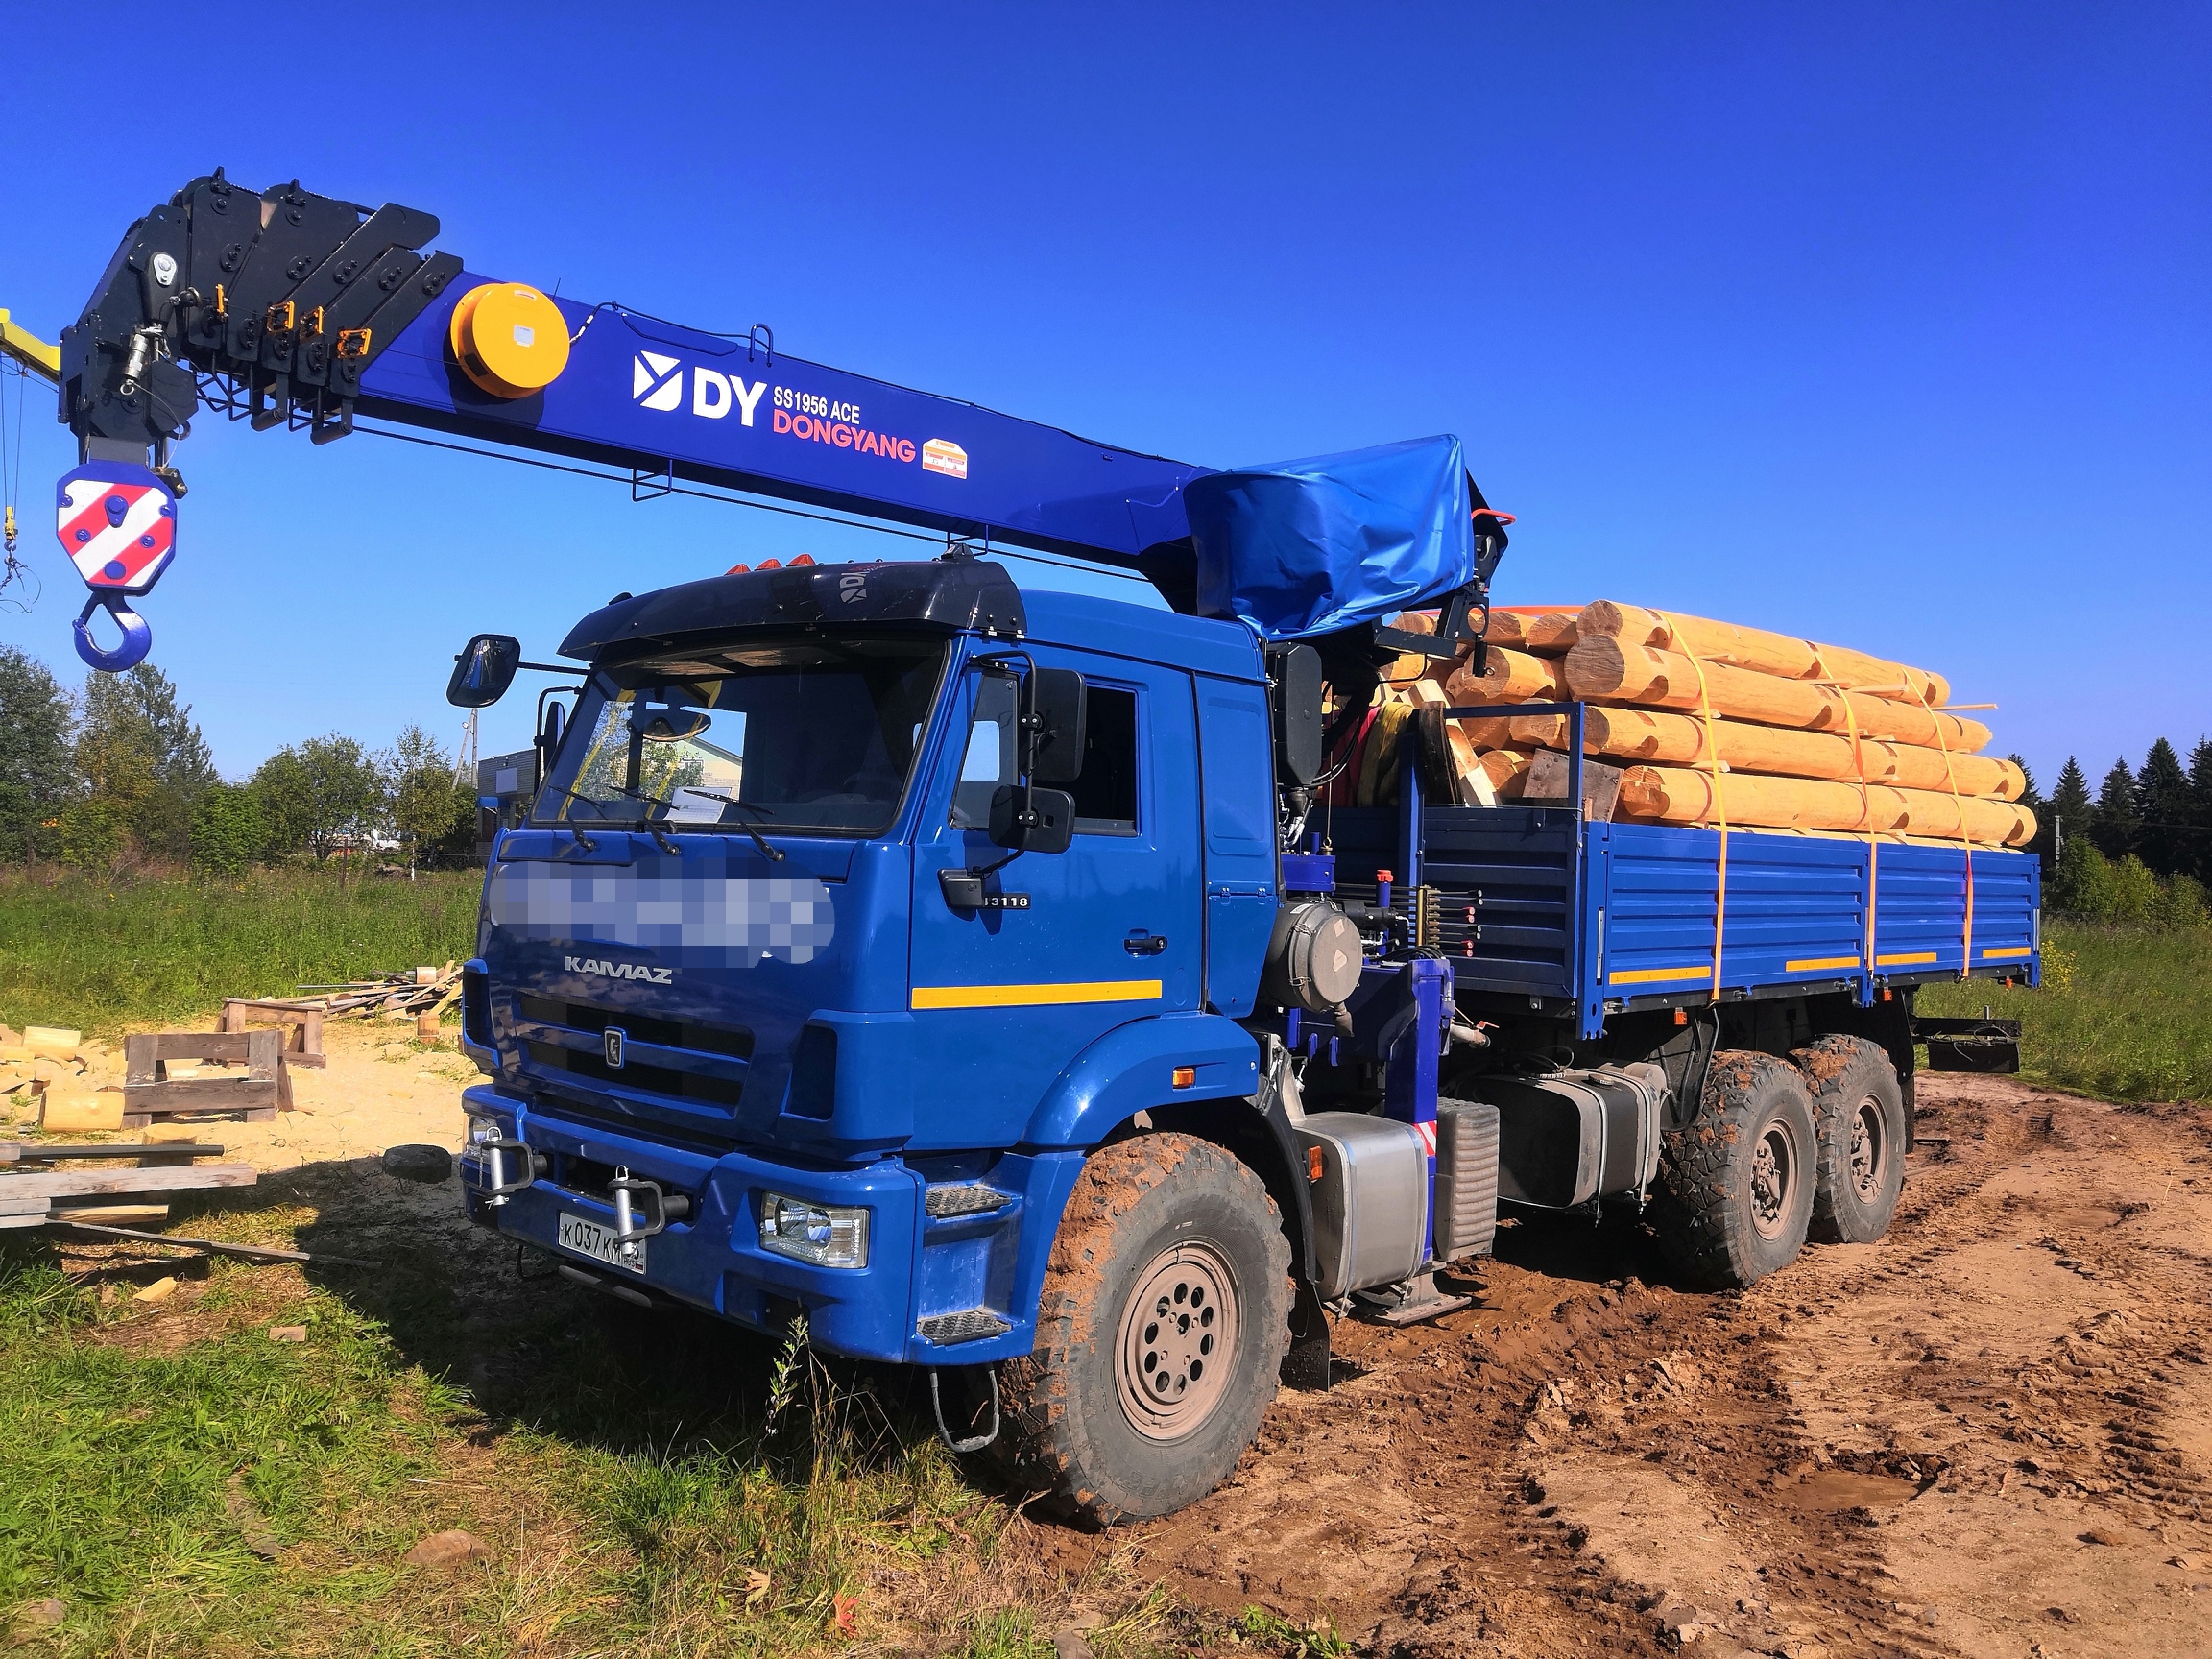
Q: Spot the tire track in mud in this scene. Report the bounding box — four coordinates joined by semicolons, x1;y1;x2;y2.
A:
1070;1075;2212;1656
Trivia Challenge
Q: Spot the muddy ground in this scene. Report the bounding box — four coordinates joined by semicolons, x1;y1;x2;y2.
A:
25;1029;2212;1657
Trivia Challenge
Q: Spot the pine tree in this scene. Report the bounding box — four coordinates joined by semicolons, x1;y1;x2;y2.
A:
2049;757;2094;857
2187;736;2212;883
2008;755;2055;873
2134;738;2191;877
2092;757;2137;860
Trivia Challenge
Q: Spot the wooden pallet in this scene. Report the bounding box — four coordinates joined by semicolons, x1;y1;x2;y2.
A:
122;1030;289;1126
220;999;326;1068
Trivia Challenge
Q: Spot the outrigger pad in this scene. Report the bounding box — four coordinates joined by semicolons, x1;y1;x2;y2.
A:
1917;1016;2022;1073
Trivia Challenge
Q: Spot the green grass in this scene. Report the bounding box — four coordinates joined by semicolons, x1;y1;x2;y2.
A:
0;1194;1234;1659
1919;917;2212;1102
0;1242;1022;1655
0;868;480;1034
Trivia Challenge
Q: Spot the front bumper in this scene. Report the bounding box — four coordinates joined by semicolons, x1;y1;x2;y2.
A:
458;1084;1077;1366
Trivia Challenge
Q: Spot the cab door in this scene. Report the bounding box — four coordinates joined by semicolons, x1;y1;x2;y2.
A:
906;646;1201;1150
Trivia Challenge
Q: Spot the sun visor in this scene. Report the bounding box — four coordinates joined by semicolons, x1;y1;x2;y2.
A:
1186;435;1499;641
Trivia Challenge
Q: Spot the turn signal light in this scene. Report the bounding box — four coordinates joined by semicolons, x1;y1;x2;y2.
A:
1171;1065;1196;1089
1307;1146;1325;1182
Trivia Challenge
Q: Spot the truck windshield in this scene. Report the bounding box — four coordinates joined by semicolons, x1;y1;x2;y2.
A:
536;635;948;836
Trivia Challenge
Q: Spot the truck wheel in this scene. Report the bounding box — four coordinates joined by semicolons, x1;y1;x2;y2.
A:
1654;1050;1817;1289
996;1133;1291;1525
1791;1034;1906;1244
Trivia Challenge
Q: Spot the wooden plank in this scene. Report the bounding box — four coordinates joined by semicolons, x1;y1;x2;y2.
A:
121;1106;276;1129
0;1163;256;1198
122;1077;277;1111
49;1203;169;1224
0;1192;52;1216
47;1220;377;1269
0;1142;227;1161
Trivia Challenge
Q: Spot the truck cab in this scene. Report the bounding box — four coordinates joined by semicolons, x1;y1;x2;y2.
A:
455;558;1289;1428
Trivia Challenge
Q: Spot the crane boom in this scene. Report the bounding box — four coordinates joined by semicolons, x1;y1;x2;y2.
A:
59;171;1209;574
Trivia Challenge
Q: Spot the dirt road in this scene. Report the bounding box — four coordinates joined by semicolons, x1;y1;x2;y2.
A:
38;1031;2210;1656
1082;1072;2212;1657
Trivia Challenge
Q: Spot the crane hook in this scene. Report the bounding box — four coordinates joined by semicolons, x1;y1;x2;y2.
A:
73;590;153;673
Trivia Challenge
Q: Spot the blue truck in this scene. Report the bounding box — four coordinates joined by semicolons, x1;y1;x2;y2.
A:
47;173;2039;1523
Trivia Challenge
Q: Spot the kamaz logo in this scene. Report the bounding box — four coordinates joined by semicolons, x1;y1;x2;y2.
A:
564;954;673;984
633;351;767;424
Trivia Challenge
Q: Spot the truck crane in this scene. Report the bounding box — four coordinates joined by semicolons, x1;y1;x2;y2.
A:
36;172;2038;1524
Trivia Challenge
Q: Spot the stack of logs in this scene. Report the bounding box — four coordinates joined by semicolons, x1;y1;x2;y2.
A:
1379;601;2036;845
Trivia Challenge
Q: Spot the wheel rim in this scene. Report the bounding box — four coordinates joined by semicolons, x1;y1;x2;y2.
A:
1847;1094;1887;1204
1749;1117;1802;1240
1115;1240;1241;1442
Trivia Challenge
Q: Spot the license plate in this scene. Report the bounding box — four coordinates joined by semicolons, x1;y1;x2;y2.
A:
558;1210;646;1274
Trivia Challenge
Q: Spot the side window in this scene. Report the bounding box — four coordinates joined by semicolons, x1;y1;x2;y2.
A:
1069;686;1139;835
950;672;1019;829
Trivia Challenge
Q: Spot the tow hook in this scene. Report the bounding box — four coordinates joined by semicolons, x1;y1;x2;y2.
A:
479;1136;541;1206
609;1168;692;1265
927;1366;1001;1454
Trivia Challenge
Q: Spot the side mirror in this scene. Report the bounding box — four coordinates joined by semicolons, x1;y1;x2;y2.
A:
990;785;1074;855
1267;644;1323;785
447;634;521;708
1028;667;1088;784
534;699;565;778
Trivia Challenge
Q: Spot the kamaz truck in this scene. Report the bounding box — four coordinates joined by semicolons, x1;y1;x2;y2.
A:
36;172;2039;1523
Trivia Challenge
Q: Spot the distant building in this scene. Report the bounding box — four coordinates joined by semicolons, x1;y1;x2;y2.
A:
476;748;539;859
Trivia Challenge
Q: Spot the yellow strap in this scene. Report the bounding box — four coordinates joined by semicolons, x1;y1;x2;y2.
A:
1918;688;1976;974
1660;613;1727;1001
1818;662;1881;987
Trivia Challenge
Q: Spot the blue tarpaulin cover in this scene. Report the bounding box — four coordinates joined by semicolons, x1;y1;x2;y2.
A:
1186;435;1475;640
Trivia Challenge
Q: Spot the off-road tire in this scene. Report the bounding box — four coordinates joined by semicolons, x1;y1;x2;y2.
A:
1654;1050;1817;1289
1791;1034;1907;1244
994;1133;1292;1525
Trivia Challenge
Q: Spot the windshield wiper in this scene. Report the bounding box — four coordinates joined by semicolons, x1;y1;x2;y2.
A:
710;798;786;863
533;781;616;854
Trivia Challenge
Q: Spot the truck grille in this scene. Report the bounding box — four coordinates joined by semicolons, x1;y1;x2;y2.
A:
513;994;751;1110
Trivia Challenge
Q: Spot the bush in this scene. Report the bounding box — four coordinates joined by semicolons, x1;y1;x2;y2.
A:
190;782;268;877
2050;839;2206;930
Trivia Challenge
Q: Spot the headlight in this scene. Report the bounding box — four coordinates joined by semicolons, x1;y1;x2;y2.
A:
465;1113;504;1146
758;1192;869;1269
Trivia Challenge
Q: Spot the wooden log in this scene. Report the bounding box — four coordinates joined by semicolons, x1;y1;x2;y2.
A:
1481;611;1532;650
1443;724;1499;805
1447;712;1518;748
1576;601;1951;706
1521;611;1580;654
1444;646;1566;706
35;1086;124;1134
1614;765;2036;843
1479;750;1531;797
1506;707;2023;797
1562;637;1991;751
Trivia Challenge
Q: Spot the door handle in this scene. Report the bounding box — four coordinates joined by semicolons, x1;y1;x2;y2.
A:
1124;932;1167;956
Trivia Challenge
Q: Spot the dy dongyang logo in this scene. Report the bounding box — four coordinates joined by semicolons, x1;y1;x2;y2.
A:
633;350;767;422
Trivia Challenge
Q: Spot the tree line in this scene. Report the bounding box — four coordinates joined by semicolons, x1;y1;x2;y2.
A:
0;646;477;878
2015;738;2212;928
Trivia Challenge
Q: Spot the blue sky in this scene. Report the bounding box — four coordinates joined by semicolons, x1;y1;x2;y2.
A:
1;3;2204;787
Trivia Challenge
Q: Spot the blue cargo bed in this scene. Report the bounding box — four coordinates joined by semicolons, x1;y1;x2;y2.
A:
1321;800;2040;1040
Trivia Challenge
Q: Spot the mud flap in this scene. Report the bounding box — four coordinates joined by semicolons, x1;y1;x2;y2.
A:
1282;1276;1333;1390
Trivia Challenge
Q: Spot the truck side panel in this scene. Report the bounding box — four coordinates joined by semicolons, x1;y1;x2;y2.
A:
1321;805;2040;1020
